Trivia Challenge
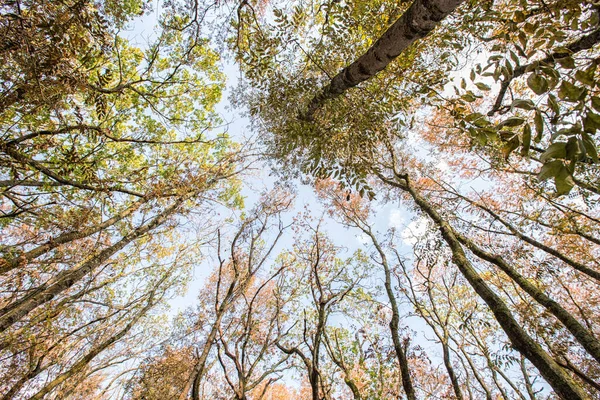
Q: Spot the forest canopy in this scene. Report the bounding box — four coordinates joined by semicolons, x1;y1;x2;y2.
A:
0;0;599;399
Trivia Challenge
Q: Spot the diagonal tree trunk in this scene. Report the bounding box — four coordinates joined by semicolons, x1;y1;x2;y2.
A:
301;0;465;120
0;199;145;275
26;290;161;400
378;173;590;400
0;197;185;333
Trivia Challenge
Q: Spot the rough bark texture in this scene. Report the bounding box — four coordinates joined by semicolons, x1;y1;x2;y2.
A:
301;0;465;120
384;175;590;400
455;232;600;364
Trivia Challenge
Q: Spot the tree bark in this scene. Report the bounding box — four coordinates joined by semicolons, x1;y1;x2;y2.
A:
381;174;589;400
0;199;145;275
301;0;465;120
27;291;159;400
455;232;600;364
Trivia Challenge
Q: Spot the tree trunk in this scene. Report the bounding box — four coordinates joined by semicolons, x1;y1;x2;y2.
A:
301;0;465;120
363;228;416;400
0;197;184;333
0;199;144;275
441;339;464;400
455;231;600;364
389;175;589;400
27;293;158;400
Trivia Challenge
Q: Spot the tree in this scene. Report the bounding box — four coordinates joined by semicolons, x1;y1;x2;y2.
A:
232;0;600;398
0;1;248;398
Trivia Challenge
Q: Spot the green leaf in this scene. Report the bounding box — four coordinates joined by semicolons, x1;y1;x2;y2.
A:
521;124;531;156
462;92;477;102
540;142;567;162
575;69;595;86
554;167;575;195
538;160;562;181
557;80;586;102
556;56;575;69
565;136;583;160
511;99;535;110
527;73;548;95
475;82;491;91
583;111;600;133
534;111;544;142
581;132;599;163
591;96;600;112
502;135;520;159
499;117;525;127
547;94;560;115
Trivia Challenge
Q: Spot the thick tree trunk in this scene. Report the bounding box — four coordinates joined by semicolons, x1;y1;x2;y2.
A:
385;175;589;399
301;0;465;120
0;197;184;333
455;232;600;364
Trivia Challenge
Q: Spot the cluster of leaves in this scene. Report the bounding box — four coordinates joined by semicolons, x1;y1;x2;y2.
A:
449;0;599;195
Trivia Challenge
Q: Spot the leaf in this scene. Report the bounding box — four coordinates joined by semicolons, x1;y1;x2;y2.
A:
556;56;575;69
462;92;477;102
534;111;544;142
511;99;535;110
499;117;525;127
583;111;600;133
565;136;583;160
591;96;600;112
575;69;595;86
557;80;586;102
547;94;560;115
538;160;562;181
527;73;548;95
521;124;531;156
475;82;491;91
502;135;520;159
554;167;575;195
540;142;567;162
581;132;599;163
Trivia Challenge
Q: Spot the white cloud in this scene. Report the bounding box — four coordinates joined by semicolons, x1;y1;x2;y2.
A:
388;208;405;230
401;217;429;245
356;232;371;245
